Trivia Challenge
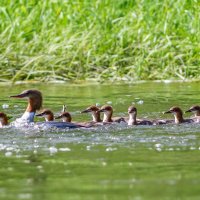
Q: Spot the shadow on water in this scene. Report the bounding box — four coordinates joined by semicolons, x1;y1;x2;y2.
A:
0;82;200;200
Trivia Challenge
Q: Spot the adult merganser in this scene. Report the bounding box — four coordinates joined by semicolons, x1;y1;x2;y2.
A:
164;106;193;124
36;109;54;121
0;112;9;127
98;105;125;123
81;105;102;123
127;106;153;125
10;89;84;129
185;105;200;123
10;89;42;123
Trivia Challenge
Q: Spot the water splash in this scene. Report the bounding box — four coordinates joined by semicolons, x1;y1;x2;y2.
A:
0;122;199;156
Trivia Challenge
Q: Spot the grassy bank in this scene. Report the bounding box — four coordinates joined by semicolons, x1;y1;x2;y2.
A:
0;0;199;82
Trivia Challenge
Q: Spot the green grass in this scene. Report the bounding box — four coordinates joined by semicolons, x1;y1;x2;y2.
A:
0;0;199;82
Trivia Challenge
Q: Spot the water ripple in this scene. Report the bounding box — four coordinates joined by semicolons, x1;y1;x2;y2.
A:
0;122;200;155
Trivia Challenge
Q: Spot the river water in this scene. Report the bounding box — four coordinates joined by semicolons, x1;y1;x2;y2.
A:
0;82;200;200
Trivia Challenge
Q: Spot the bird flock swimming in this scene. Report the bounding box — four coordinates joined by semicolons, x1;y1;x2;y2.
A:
0;89;199;128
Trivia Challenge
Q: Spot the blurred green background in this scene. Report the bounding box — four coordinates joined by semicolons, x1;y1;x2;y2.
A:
0;0;199;82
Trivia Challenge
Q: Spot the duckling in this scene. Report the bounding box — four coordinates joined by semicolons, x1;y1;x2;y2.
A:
36;109;54;121
98;105;125;123
56;105;93;127
164;106;194;124
55;105;72;122
128;106;153;125
55;111;72;122
81;105;102;123
185;105;200;123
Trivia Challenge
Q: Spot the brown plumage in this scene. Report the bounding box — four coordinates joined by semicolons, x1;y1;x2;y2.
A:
10;89;42;112
164;106;194;124
81;105;102;123
36;109;54;121
98;105;125;123
185;105;200;123
128;106;153;125
55;112;72;122
0;112;9;127
56;105;92;127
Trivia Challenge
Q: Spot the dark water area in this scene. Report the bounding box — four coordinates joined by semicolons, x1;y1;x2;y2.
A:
0;82;200;200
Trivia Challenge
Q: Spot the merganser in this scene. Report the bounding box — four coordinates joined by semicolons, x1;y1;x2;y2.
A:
185;105;200;123
127;106;153;125
98;105;125;123
55;105;72;122
36;109;54;121
56;110;93;127
55;111;72;122
0;112;9;127
10;90;84;129
164;106;193;124
81;105;102;123
54;105;94;127
10;89;42;123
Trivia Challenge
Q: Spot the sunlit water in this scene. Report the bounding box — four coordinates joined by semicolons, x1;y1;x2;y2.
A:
0;82;200;200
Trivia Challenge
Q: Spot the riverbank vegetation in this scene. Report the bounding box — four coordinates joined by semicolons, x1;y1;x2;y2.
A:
0;0;199;82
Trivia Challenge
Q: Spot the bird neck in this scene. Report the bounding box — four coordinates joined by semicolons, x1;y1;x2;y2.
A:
62;116;72;123
91;112;101;122
19;112;35;123
174;113;184;124
45;114;54;122
128;113;137;125
103;112;113;122
26;98;41;112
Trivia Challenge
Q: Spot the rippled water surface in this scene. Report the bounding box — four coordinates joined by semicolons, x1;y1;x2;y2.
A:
0;82;200;200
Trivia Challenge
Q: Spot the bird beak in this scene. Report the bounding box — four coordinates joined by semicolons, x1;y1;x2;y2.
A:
163;110;172;114
128;109;134;114
98;109;106;113
55;115;62;119
185;109;192;113
35;113;44;117
10;93;27;98
81;109;91;113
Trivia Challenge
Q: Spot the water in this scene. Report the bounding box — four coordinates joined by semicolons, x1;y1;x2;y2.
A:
0;82;200;200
